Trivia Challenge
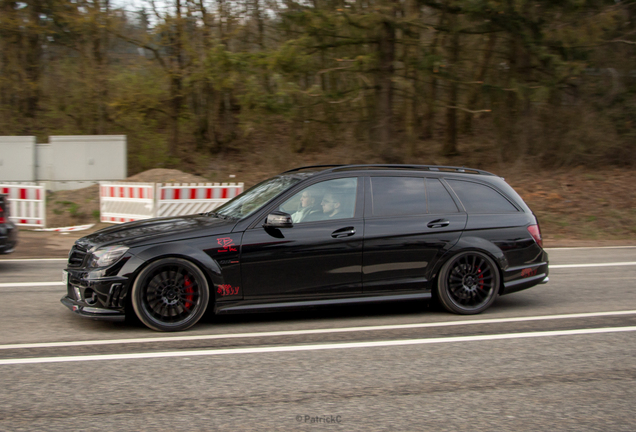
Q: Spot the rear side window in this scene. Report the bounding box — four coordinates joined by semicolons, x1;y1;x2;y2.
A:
371;177;427;217
446;179;518;213
426;178;459;213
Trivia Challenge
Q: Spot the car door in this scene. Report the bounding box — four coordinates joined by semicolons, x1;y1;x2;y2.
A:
362;176;467;292
240;177;364;299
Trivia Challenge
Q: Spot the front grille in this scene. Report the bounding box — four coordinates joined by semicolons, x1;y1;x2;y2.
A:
68;246;88;267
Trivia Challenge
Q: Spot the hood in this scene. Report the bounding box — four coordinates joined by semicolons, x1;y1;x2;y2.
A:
77;214;236;249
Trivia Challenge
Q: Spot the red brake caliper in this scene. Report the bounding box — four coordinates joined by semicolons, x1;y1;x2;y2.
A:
478;269;484;289
184;275;194;309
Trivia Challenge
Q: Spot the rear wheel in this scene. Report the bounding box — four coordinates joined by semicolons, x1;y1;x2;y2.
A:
436;251;500;315
131;258;209;331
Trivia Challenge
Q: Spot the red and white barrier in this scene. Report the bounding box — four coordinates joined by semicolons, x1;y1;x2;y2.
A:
157;183;243;218
0;183;46;227
100;182;243;223
100;182;155;223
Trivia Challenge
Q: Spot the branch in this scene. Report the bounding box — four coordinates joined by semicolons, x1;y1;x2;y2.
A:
610;39;636;45
149;0;163;22
443;105;492;114
316;65;353;75
417;0;463;14
109;30;168;71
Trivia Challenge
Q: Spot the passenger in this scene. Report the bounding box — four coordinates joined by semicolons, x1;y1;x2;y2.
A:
321;192;344;219
291;189;321;223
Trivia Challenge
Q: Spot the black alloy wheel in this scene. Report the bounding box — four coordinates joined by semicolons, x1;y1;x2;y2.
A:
436;251;500;315
131;258;210;331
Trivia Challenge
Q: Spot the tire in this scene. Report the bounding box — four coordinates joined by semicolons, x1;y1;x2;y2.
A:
436;251;500;315
131;258;210;331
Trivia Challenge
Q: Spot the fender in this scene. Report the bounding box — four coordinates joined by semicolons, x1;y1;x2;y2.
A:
449;236;508;269
131;242;224;288
431;236;509;284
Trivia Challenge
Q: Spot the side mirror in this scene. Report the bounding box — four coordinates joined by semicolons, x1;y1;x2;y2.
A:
263;211;293;228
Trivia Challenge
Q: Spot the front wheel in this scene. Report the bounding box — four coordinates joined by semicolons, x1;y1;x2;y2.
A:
131;258;210;331
436;251;500;315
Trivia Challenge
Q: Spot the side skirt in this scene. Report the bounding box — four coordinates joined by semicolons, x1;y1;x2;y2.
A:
214;292;432;315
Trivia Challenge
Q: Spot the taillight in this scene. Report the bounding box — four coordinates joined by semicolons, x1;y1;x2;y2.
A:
0;208;4;224
527;224;543;248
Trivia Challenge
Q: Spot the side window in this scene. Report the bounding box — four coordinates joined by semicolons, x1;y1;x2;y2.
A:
280;178;357;223
426;178;459;213
446;179;518;213
371;177;427;217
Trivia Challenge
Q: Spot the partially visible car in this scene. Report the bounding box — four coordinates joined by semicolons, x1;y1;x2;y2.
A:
62;164;549;331
0;194;17;254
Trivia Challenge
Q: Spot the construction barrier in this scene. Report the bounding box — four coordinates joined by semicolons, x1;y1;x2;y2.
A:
157;183;244;218
100;182;155;223
100;182;244;223
0;183;46;227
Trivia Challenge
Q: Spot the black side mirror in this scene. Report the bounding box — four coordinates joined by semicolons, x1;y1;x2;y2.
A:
263;211;293;228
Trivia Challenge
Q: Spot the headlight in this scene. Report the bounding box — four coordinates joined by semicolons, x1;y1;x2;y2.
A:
88;245;129;268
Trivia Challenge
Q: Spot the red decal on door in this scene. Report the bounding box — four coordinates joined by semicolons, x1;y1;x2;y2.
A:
217;284;240;296
216;237;238;253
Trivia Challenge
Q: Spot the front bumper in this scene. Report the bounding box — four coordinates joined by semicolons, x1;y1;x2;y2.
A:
61;265;131;321
61;296;126;321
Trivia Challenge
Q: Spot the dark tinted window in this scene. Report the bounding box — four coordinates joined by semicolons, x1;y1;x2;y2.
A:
371;177;427;217
446;179;518;213
426;178;458;213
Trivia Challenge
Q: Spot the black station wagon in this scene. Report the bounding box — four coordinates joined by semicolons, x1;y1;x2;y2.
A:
62;165;549;331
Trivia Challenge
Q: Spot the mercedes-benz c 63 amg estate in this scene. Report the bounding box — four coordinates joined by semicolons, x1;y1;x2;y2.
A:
62;165;549;331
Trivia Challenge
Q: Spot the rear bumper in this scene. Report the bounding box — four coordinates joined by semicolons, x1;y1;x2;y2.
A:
0;223;17;254
0;242;16;254
501;250;549;295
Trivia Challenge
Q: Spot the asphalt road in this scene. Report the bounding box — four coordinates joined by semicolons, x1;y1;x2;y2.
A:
0;247;635;431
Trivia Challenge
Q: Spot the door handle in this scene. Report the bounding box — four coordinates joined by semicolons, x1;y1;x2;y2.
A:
331;227;356;238
427;219;450;228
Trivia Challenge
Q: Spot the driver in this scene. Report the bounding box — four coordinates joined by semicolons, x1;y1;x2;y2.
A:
291;189;322;223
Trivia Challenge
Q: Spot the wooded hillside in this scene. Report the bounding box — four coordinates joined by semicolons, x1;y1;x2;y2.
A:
1;0;634;174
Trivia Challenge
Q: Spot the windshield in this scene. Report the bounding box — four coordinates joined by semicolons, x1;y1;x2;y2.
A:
212;175;301;219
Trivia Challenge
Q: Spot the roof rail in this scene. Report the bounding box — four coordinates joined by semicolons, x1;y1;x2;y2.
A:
281;164;496;176
328;164;496;176
282;165;344;174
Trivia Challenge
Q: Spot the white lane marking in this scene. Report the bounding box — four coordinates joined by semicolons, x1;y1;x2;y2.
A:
551;262;636;269
2;310;635;351
546;246;636;251
0;282;64;288
1;260;634;289
0;258;67;262
2;262;633;288
1;326;634;366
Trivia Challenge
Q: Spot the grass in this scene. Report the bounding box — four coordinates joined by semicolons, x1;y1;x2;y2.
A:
53;200;83;218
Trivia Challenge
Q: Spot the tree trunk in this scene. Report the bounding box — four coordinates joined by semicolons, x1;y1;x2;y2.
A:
375;19;395;159
422;13;445;140
24;0;44;130
461;33;497;134
442;21;460;156
169;0;184;158
405;0;420;157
